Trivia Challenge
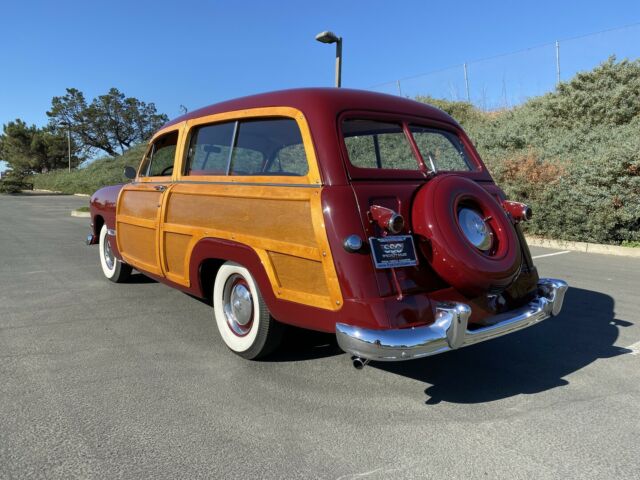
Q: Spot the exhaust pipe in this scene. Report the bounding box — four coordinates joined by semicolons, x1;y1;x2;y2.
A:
351;356;370;370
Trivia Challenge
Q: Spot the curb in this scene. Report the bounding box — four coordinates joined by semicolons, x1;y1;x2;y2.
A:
71;209;90;218
526;236;640;258
32;189;63;194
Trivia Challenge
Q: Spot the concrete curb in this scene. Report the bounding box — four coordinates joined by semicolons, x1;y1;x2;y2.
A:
32;189;63;194
526;236;640;258
71;209;90;218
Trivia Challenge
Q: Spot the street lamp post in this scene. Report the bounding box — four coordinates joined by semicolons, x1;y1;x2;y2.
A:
60;121;72;172
315;30;342;87
66;127;71;173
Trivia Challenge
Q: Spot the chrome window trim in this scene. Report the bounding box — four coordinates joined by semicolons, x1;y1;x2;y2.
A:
131;180;320;188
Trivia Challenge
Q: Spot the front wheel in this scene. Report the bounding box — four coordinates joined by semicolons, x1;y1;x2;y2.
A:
213;262;283;359
98;224;132;283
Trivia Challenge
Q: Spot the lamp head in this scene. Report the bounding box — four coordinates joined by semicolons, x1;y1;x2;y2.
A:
315;31;340;44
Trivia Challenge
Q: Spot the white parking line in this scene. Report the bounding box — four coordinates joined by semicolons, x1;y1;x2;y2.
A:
532;250;570;260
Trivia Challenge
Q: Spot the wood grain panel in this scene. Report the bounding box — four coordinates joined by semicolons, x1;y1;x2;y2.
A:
119;190;160;219
165;193;315;247
268;252;330;297
117;223;158;271
164;232;191;277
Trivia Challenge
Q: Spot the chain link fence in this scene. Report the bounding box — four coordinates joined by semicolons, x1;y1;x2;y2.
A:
368;23;640;110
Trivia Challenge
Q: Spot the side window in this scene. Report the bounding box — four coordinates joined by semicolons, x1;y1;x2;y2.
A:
231;118;308;176
141;131;178;177
185;122;235;175
183;117;309;177
269;143;308;176
229;145;264;175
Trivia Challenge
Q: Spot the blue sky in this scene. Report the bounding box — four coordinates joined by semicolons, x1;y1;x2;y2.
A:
1;0;640;171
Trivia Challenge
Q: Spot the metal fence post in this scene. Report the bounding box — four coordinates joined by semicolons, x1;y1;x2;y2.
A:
463;63;471;102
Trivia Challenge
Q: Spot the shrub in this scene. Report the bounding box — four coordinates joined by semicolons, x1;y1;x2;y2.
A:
418;57;640;245
0;172;33;193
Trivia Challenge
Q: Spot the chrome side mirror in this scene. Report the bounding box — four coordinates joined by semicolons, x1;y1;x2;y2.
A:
123;166;136;180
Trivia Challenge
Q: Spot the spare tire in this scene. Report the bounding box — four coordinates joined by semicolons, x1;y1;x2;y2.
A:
412;174;522;296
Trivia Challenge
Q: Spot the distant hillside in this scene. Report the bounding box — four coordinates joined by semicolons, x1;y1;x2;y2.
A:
31;144;147;195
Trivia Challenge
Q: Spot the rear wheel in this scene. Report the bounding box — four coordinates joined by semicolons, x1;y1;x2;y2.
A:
99;224;132;283
213;262;282;359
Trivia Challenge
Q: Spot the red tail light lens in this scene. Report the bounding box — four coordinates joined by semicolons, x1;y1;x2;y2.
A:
502;201;532;223
370;205;405;234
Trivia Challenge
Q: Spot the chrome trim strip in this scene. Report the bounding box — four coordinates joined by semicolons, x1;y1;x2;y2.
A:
131;180;320;188
336;278;568;362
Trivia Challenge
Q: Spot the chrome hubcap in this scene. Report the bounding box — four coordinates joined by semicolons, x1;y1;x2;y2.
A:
223;275;254;336
458;207;492;251
103;235;115;270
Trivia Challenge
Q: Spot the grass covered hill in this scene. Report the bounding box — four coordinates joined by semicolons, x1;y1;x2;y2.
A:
30;58;640;245
31;143;146;195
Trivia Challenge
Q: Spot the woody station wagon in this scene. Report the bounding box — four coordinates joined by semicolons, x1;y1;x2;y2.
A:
87;88;568;368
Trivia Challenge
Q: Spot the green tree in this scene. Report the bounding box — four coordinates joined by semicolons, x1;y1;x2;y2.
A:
0;120;79;174
47;87;168;157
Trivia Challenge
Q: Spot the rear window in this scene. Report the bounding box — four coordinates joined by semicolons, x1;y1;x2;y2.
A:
341;119;474;173
342;120;418;170
409;125;473;172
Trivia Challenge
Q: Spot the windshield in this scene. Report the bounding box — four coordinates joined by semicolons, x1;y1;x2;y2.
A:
342;119;474;173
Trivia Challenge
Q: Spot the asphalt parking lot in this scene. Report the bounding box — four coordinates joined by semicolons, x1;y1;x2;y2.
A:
1;194;639;479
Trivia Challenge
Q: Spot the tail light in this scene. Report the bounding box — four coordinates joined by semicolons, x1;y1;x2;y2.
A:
370;205;405;234
502;201;532;223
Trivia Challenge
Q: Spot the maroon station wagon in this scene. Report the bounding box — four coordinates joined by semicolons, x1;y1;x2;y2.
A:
88;88;568;368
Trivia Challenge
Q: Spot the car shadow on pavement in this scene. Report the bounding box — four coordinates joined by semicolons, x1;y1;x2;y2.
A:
125;272;157;284
267;326;342;362
373;287;632;404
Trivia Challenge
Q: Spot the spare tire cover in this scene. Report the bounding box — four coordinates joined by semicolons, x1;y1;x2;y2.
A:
412;174;522;296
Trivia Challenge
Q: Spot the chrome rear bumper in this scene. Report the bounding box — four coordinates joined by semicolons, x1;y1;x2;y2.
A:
336;278;568;362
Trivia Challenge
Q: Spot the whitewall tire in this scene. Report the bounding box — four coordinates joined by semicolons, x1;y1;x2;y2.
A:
213;262;282;359
99;224;132;283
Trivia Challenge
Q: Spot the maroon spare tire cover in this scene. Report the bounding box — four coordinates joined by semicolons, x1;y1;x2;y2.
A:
412;174;522;296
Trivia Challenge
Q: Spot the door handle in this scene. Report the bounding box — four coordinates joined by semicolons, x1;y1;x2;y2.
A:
154;185;167;192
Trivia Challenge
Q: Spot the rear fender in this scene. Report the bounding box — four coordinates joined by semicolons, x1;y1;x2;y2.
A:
189;237;339;331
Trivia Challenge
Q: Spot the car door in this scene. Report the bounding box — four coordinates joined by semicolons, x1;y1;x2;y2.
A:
116;129;180;277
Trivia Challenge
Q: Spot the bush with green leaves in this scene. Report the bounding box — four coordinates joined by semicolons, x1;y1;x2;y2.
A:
0;171;33;193
418;57;640;245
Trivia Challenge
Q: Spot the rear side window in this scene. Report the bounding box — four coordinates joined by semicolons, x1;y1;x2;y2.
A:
269;143;308;176
186;122;234;175
342;119;418;170
185;118;308;176
231;118;308;176
409;126;473;172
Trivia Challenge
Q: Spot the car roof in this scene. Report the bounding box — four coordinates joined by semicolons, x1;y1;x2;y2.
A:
162;88;459;129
